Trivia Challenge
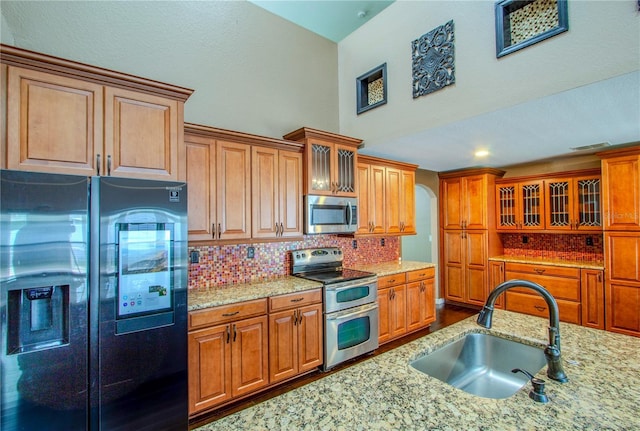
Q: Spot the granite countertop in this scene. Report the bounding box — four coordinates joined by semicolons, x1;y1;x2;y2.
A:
188;261;435;311
188;276;322;311
353;260;436;277
195;310;640;430
489;255;605;270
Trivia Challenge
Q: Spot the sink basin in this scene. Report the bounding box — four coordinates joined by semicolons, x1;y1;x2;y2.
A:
410;332;546;399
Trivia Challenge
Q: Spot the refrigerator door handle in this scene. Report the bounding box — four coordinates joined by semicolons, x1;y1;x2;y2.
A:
96;154;101;175
107;155;112;176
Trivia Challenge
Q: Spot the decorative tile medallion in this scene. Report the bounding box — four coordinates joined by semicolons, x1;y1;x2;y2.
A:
412;20;455;98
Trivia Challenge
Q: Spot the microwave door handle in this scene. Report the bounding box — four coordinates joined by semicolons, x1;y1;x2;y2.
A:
347;204;353;226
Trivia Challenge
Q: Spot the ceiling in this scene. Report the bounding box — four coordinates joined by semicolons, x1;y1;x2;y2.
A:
248;1;394;43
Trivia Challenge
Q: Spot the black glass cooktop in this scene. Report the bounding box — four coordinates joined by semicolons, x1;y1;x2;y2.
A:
298;268;376;284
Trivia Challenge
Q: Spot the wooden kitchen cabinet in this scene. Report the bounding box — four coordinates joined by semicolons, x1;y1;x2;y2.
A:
188;299;269;415
544;172;601;231
378;274;407;344
503;262;582;325
495;179;545;231
283;127;362;197
406;268;436;332
604;232;640;336
600;149;640;231
357;155;418;235
581;269;605;330
252;146;303;239
487;260;505;308
184;129;251;241
268;289;323;384
1;46;191;179
356;162;386;234
443;230;489;306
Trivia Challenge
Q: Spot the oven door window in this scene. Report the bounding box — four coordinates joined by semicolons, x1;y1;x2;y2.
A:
337;316;371;350
336;286;370;303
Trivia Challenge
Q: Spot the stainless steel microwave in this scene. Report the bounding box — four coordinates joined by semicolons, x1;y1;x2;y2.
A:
305;195;357;234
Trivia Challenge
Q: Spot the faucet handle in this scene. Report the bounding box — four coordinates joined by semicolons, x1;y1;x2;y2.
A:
512;368;549;403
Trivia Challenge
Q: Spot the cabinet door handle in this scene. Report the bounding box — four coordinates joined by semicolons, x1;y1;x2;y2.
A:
226;325;230;343
534;268;545;275
291;297;304;303
232;324;237;342
212;223;216;239
597;272;602;282
96;154;101;176
222;311;239;317
107;155;112;176
534;305;546;312
218;223;222;239
293;310;298;326
280;222;284;236
297;310;303;325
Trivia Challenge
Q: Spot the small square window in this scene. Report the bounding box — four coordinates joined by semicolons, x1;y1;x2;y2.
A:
356;63;387;115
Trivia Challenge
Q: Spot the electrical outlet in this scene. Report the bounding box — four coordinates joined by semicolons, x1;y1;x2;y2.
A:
522;235;528;244
352;240;358;249
190;250;200;264
586;236;594;246
247;246;255;259
380;238;385;247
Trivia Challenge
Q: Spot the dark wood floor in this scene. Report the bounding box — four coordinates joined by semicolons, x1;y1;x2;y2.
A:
189;303;477;430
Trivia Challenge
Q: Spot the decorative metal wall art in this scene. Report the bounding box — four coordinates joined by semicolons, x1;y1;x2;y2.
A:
356;63;387;114
412;20;455;99
495;0;568;58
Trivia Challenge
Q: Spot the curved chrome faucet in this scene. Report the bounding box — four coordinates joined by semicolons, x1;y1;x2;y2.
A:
477;280;569;383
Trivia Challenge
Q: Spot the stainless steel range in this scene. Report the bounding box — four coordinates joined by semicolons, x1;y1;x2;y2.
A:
291;247;379;371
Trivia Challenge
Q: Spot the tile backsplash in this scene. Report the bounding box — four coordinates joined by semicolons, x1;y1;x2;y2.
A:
188;236;399;289
501;233;604;262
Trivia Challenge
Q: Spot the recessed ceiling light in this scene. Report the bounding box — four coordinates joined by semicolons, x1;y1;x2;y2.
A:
475;150;489;157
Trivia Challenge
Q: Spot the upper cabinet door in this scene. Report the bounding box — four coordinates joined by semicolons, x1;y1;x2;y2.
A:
104;86;179;180
545;176;601;231
216;140;252;240
441;177;463;229
601;153;640;230
185;134;216;241
305;140;357;197
496;180;544;231
278;150;303;238
463;175;487;230
6;66;103;175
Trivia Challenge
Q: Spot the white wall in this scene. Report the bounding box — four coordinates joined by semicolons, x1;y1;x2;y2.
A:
0;1;339;138
338;0;640;151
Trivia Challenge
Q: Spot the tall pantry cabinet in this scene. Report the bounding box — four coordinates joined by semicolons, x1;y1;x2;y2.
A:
599;146;640;338
439;168;505;306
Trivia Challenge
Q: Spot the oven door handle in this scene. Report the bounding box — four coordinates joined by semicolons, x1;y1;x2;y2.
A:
325;277;378;291
325;302;378;321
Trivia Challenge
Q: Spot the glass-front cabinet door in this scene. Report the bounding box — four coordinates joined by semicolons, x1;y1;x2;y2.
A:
546;176;601;231
496;181;544;231
307;140;357;197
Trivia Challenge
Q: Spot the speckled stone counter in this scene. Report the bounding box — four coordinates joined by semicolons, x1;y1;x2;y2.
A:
195;310;640;431
188;276;322;311
489;255;604;270
353;260;436;277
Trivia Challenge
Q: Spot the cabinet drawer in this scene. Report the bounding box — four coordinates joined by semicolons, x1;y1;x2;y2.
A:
406;267;435;282
505;262;580;279
189;298;268;330
504;272;581;301
505;291;581;325
378;273;406;288
269;288;322;312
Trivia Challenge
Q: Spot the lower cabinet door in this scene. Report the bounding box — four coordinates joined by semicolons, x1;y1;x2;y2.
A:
269;310;298;384
188;324;232;414
231;315;270;397
298;303;323;373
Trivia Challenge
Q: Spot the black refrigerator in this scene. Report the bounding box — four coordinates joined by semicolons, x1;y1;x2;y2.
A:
0;170;188;431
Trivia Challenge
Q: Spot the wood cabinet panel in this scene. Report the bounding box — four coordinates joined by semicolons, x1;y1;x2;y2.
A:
356;163;386;234
297;303;323;373
188;298;268;330
581;269;604;330
217;140;252;240
278;150;303;237
105;86;179;179
605;232;640;283
606;282;640;336
406;277;435;332
504;270;580;302
545;175;601;231
495;180;545;231
377;287;392;344
268;310;297;383
488;260;505;308
231;316;269;397
188;324;231;414
6;66;103;175
389;285;407;339
269;289;322;312
505;291;581;325
185;135;215;240
601;153;640;230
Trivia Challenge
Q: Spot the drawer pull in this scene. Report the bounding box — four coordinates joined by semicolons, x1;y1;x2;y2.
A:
222;311;240;317
534;305;547;312
290;297;304;303
534;269;546;275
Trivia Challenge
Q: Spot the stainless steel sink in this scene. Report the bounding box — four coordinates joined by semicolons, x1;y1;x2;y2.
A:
410;332;546;399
